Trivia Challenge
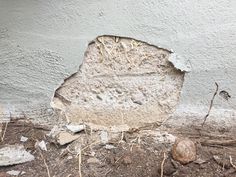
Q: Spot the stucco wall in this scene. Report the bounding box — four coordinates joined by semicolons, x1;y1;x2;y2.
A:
0;0;236;125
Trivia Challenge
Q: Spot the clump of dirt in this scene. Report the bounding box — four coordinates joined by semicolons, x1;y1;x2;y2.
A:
1;119;236;177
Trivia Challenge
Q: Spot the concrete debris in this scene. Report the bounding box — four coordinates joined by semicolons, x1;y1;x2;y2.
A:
7;170;25;176
87;157;100;164
110;124;130;133
35;140;47;151
20;136;28;142
47;125;64;138
155;132;176;144
56;132;80;146
100;131;108;144
105;144;116;150
66;124;85;133
172;138;196;165
0;145;34;166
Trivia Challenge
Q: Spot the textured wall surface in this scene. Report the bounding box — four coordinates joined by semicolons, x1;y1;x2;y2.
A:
0;0;236;125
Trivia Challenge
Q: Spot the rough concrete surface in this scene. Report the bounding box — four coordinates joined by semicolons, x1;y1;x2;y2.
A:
52;36;184;126
0;0;236;126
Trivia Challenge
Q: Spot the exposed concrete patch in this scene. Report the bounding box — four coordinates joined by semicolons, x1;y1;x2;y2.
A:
51;36;185;127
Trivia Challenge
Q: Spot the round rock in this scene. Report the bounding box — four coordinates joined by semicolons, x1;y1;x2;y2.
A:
172;138;196;164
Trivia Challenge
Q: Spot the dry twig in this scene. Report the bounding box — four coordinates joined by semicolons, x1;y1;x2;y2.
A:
201;139;236;146
202;82;219;126
160;152;167;177
229;156;236;169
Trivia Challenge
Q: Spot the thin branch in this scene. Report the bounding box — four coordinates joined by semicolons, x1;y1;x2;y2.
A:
202;82;219;127
1;122;8;142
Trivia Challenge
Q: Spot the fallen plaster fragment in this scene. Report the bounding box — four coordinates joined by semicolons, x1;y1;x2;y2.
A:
35;140;47;151
105;144;116;150
155;132;176;144
7;170;26;176
20;136;28;142
100;131;109;144
0;145;34;166
52;36;185;127
66;124;85;133
56;132;80;146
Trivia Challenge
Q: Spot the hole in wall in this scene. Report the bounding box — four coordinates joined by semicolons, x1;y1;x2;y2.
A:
219;90;231;101
51;36;185;127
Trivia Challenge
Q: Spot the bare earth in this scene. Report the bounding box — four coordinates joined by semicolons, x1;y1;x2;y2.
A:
1;119;236;177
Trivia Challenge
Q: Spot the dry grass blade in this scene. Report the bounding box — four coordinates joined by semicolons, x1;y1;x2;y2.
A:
160;152;167;177
1;122;8;142
39;150;51;177
229;156;236;169
78;149;82;177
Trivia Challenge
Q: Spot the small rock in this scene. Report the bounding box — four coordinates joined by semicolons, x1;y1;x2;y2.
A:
20;136;28;142
56;132;80;145
194;158;207;165
123;155;132;165
90;151;96;157
100;131;108;144
7;170;25;176
105;144;116;150
87;157;100;164
0;145;34;166
66;124;85;133
67;156;73;160
35;140;47;151
172;138;196;165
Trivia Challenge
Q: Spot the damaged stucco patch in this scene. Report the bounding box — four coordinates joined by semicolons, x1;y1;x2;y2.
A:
51;36;185;127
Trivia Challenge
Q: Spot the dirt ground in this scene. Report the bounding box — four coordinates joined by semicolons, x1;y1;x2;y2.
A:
1;119;236;177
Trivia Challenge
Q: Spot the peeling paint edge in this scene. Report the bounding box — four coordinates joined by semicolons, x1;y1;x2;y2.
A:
168;53;191;72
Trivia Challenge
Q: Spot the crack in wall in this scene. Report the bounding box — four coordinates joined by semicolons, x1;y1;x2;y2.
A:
51;36;185;127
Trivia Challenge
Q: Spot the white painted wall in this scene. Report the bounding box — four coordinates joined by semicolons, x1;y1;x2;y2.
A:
1;0;236;124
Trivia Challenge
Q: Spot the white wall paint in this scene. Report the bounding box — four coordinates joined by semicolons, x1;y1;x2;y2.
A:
0;0;236;124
